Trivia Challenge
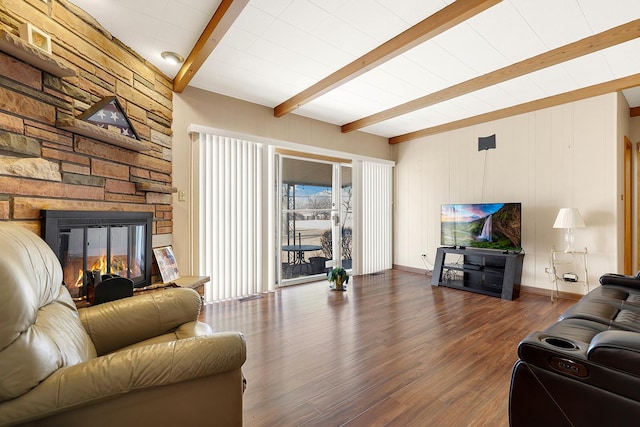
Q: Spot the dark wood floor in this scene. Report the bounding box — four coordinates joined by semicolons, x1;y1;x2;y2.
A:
199;270;573;426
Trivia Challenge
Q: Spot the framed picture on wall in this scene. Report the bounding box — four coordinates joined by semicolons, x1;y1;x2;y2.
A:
153;246;180;283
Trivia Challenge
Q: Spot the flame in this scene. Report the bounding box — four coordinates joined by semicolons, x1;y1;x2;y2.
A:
74;270;83;288
89;256;108;273
74;255;111;288
71;255;130;289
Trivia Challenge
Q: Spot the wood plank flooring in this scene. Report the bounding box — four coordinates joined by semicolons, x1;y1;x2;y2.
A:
199;269;574;426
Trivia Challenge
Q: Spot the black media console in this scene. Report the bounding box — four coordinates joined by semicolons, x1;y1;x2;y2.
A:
431;246;524;301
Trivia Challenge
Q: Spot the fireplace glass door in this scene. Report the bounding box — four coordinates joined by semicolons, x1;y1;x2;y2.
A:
42;210;153;301
59;224;147;299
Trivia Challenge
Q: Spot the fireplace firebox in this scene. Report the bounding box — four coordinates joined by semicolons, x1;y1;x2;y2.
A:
42;210;153;300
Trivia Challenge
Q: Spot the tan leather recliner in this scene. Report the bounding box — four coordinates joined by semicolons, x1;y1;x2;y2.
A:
0;222;246;426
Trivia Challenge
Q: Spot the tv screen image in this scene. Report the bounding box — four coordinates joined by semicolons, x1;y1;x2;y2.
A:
441;202;521;251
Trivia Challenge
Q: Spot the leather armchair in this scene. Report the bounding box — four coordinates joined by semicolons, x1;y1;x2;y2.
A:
0;222;246;426
509;273;640;426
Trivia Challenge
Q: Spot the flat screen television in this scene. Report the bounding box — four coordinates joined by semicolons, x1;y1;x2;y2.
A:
441;202;522;252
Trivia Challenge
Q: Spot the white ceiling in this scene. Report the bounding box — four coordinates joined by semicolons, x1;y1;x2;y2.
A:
67;0;640;140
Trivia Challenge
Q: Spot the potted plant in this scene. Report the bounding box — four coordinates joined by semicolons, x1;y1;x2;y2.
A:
327;266;349;291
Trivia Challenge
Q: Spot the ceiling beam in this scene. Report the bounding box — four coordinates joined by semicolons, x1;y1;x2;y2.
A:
343;19;640;133
389;73;640;144
173;0;249;93
273;0;501;118
631;106;640;117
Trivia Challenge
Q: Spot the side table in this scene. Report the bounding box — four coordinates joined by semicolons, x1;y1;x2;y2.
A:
550;247;588;302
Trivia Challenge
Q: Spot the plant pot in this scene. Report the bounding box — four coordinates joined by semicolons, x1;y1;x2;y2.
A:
332;277;346;291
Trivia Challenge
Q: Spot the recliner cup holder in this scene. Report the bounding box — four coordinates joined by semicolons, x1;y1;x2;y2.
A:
542;336;578;350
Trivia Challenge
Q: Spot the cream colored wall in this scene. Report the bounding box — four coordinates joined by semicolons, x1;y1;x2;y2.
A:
171;86;392;274
172;86;628;292
392;93;622;294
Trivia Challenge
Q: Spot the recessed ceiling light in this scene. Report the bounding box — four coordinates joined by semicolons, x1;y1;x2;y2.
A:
161;51;184;65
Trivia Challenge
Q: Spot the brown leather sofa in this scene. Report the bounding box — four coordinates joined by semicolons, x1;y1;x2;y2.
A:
0;222;246;426
509;273;640;426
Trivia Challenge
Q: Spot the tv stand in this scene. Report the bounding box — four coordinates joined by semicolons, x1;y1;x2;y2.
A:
431;247;524;300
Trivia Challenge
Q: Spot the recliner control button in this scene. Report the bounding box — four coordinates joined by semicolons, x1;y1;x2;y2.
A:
550;356;589;378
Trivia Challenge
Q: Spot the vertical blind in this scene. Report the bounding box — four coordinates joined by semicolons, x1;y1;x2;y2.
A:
193;130;393;300
196;133;271;301
361;161;393;274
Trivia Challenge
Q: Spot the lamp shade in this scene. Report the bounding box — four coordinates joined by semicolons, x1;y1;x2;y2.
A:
553;208;585;229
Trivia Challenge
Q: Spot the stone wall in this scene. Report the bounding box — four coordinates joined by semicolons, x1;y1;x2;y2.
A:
0;0;173;242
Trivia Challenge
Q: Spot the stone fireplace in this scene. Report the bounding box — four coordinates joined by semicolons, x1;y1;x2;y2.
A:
42;210;153;300
0;5;174;291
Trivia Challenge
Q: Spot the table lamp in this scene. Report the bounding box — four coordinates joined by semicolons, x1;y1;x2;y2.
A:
553;208;585;251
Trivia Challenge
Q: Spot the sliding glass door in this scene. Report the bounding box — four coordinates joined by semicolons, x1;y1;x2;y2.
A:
278;155;351;284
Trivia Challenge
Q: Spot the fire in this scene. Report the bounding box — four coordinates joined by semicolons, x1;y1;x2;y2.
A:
73;255;123;288
74;270;83;288
89;255;108;274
